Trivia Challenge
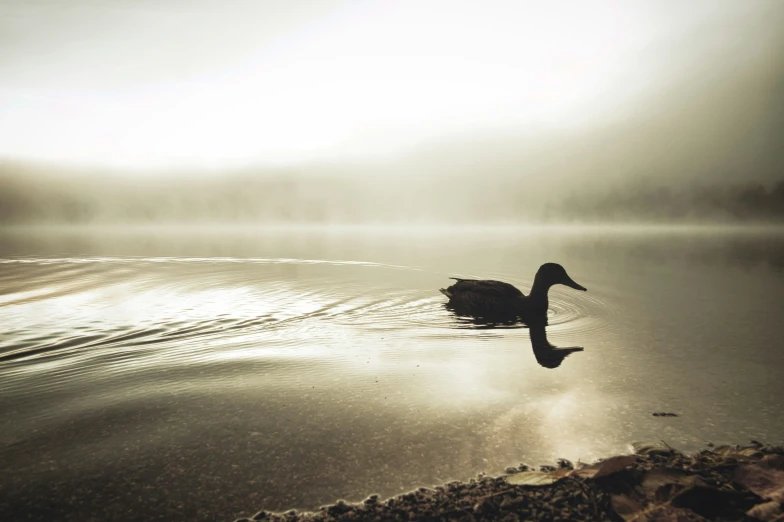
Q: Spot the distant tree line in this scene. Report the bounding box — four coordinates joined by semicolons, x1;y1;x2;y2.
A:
557;181;784;223
1;162;782;225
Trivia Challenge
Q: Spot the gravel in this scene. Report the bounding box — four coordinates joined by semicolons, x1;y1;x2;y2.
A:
233;442;784;522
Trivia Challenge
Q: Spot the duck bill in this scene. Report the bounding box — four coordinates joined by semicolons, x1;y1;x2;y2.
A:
564;277;587;291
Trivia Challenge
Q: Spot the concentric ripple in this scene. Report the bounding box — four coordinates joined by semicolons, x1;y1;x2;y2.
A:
546;288;615;335
0;257;611;368
0;258;440;366
0;257;618;416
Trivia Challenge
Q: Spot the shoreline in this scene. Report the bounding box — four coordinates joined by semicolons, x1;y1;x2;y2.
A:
235;441;784;522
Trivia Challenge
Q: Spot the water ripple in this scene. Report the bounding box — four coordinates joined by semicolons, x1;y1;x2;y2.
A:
0;257;610;393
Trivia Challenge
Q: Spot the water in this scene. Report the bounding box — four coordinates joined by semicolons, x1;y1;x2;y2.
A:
1;225;783;521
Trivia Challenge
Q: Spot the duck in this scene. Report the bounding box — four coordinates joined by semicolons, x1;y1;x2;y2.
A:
440;263;586;323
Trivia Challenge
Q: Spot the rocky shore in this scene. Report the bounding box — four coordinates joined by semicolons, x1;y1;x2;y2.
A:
235;441;784;522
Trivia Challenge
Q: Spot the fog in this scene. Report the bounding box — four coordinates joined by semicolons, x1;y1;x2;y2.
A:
1;161;782;225
1;0;783;224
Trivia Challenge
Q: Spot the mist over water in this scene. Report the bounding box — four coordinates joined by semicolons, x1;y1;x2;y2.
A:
1;165;783;225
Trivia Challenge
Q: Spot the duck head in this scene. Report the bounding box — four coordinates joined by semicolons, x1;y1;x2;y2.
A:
532;263;587;294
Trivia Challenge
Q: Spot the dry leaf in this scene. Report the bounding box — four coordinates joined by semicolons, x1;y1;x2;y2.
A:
569;455;636;480
609;467;708;520
569;464;602;479
611;494;644;521
594;455;638;479
760;454;784;471
671;485;760;519
747;500;783;521
632;441;673;456
713;445;765;460
505;471;561;486
629;504;709;522
735;464;784;502
641;467;706;497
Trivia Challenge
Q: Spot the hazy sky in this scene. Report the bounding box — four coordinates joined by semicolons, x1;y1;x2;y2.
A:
0;0;782;170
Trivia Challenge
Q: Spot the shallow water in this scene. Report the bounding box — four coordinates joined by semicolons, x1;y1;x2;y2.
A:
1;225;783;521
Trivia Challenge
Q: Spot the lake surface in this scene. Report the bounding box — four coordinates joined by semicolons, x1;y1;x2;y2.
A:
1;225;783;521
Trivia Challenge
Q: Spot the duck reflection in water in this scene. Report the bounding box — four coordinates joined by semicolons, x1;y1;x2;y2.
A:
440;263;587;369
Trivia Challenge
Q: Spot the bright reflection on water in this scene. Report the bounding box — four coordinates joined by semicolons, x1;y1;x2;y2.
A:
1;226;783;521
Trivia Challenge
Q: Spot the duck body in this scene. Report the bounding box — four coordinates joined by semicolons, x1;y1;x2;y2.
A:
440;278;546;323
440;263;586;324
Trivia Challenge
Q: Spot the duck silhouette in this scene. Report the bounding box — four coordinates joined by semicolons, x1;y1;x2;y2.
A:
440;263;586;324
440;263;587;369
